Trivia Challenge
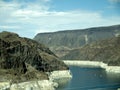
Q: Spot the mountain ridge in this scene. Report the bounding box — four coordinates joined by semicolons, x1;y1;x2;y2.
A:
34;24;120;57
0;31;68;83
36;24;120;34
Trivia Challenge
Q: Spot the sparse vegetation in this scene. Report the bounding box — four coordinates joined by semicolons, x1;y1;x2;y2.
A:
0;31;68;83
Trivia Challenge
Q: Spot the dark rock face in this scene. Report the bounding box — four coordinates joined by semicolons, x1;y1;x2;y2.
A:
34;25;120;57
0;59;27;74
0;31;68;82
61;36;120;66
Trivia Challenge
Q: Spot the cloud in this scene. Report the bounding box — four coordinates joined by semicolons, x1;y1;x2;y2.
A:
0;0;120;38
108;0;120;14
0;25;20;29
109;0;120;3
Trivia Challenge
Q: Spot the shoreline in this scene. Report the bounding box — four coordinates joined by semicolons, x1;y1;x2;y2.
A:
63;60;120;74
0;70;72;90
0;80;56;90
1;60;119;90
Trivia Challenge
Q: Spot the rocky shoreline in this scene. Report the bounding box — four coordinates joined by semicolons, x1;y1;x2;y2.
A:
0;31;71;90
0;70;72;90
64;60;120;74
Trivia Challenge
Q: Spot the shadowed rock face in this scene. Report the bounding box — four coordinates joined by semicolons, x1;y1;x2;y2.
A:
0;31;68;83
61;36;120;66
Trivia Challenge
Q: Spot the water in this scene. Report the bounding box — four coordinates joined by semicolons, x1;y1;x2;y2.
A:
57;66;120;90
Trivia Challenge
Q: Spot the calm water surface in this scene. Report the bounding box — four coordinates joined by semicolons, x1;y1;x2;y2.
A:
57;66;120;90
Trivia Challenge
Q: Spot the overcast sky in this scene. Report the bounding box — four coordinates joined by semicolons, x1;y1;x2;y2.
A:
0;0;120;38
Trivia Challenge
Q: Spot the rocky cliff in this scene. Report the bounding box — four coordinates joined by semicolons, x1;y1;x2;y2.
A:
0;31;68;83
61;36;120;66
34;25;120;57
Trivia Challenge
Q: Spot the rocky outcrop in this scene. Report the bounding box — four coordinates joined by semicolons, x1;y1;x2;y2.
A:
34;25;120;57
0;31;68;83
61;36;120;66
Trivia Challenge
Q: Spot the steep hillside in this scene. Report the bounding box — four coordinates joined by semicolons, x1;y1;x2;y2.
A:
61;36;120;66
0;31;68;83
34;25;120;57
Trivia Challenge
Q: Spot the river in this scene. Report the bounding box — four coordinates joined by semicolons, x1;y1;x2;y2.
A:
57;66;120;90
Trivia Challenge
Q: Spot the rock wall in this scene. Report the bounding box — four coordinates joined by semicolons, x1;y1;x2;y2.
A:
62;36;120;66
34;25;120;57
0;31;68;83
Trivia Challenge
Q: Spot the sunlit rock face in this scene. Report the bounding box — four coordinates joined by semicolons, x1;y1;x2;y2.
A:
34;25;120;57
62;36;120;66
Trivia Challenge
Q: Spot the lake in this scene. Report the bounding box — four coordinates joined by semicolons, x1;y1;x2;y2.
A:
57;66;120;90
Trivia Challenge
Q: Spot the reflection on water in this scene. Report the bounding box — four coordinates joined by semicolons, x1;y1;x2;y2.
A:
57;66;120;90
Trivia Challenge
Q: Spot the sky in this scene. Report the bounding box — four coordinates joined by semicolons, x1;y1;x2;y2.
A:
0;0;120;38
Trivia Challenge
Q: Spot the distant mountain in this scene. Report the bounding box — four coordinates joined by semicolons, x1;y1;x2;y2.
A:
0;31;68;83
34;25;120;57
61;36;120;66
